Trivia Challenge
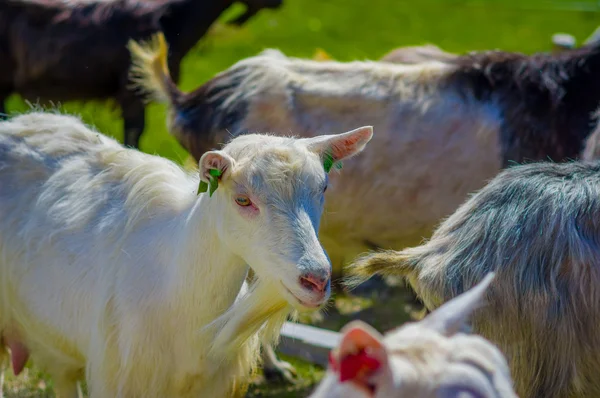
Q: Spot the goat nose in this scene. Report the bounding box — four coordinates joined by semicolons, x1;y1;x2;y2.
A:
299;272;330;293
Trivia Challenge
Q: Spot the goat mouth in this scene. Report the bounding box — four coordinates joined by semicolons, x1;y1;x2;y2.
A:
281;282;322;309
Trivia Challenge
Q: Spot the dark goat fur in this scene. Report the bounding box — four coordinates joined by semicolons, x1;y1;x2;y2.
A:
348;160;600;398
445;43;600;166
168;66;251;158
0;0;281;148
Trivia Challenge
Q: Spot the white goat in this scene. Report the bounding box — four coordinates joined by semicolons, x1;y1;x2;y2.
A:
0;111;373;397
311;273;517;398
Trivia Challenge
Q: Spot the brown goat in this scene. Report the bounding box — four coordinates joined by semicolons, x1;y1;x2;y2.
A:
348;159;600;398
128;33;600;283
0;0;282;149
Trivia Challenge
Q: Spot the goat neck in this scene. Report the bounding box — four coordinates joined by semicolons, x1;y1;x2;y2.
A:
164;193;249;324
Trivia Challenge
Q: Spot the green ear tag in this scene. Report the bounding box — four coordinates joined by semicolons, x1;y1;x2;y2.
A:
323;151;342;173
323;151;334;173
208;169;222;197
197;181;209;194
197;169;223;197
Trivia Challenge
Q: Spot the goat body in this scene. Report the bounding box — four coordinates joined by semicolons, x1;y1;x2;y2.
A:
129;35;600;276
0;0;161;98
348;159;600;397
0;0;282;149
0;111;372;397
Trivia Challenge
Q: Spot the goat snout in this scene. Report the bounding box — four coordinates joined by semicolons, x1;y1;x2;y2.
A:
299;272;330;293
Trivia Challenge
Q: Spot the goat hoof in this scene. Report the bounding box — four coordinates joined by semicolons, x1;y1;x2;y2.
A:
263;360;297;384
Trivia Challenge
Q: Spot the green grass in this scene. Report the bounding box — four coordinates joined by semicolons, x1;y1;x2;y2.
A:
2;0;599;396
245;354;326;398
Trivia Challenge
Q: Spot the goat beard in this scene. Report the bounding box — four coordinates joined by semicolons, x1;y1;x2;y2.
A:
202;278;295;363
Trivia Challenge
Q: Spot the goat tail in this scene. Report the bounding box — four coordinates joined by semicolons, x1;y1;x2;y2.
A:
127;32;181;105
344;249;417;289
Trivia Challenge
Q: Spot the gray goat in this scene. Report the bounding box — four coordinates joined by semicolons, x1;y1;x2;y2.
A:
348;159;600;398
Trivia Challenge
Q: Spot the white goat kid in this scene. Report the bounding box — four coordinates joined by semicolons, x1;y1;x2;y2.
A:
311;273;517;398
0;112;373;398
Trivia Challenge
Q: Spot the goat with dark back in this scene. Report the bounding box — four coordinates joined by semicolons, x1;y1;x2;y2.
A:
0;0;282;149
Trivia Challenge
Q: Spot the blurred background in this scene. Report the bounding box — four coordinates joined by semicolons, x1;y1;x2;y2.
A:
2;0;599;396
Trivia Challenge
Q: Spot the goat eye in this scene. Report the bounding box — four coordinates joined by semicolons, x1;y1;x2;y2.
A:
235;195;252;207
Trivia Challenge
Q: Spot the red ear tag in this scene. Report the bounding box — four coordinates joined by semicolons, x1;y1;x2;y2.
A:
339;348;382;382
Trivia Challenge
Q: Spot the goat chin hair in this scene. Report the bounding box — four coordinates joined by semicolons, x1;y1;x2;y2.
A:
202;277;296;363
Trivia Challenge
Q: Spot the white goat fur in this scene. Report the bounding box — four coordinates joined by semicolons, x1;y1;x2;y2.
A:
0;112;371;397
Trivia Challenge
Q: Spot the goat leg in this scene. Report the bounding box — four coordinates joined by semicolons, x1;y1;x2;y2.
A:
53;377;83;398
0;99;7;120
0;346;8;398
119;93;146;149
261;344;297;384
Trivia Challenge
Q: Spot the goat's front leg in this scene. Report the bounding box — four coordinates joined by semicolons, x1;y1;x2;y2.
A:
53;377;83;398
261;344;296;384
0;344;11;398
0;97;8;120
118;93;146;150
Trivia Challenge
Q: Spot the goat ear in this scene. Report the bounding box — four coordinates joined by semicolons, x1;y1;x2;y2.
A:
198;151;235;197
329;320;387;383
306;126;373;172
420;273;496;337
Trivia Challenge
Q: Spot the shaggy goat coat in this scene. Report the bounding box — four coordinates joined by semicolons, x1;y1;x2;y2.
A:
348;160;600;398
128;34;600;276
0;111;372;397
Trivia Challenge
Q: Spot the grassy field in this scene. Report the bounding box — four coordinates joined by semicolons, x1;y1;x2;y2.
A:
3;0;600;396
